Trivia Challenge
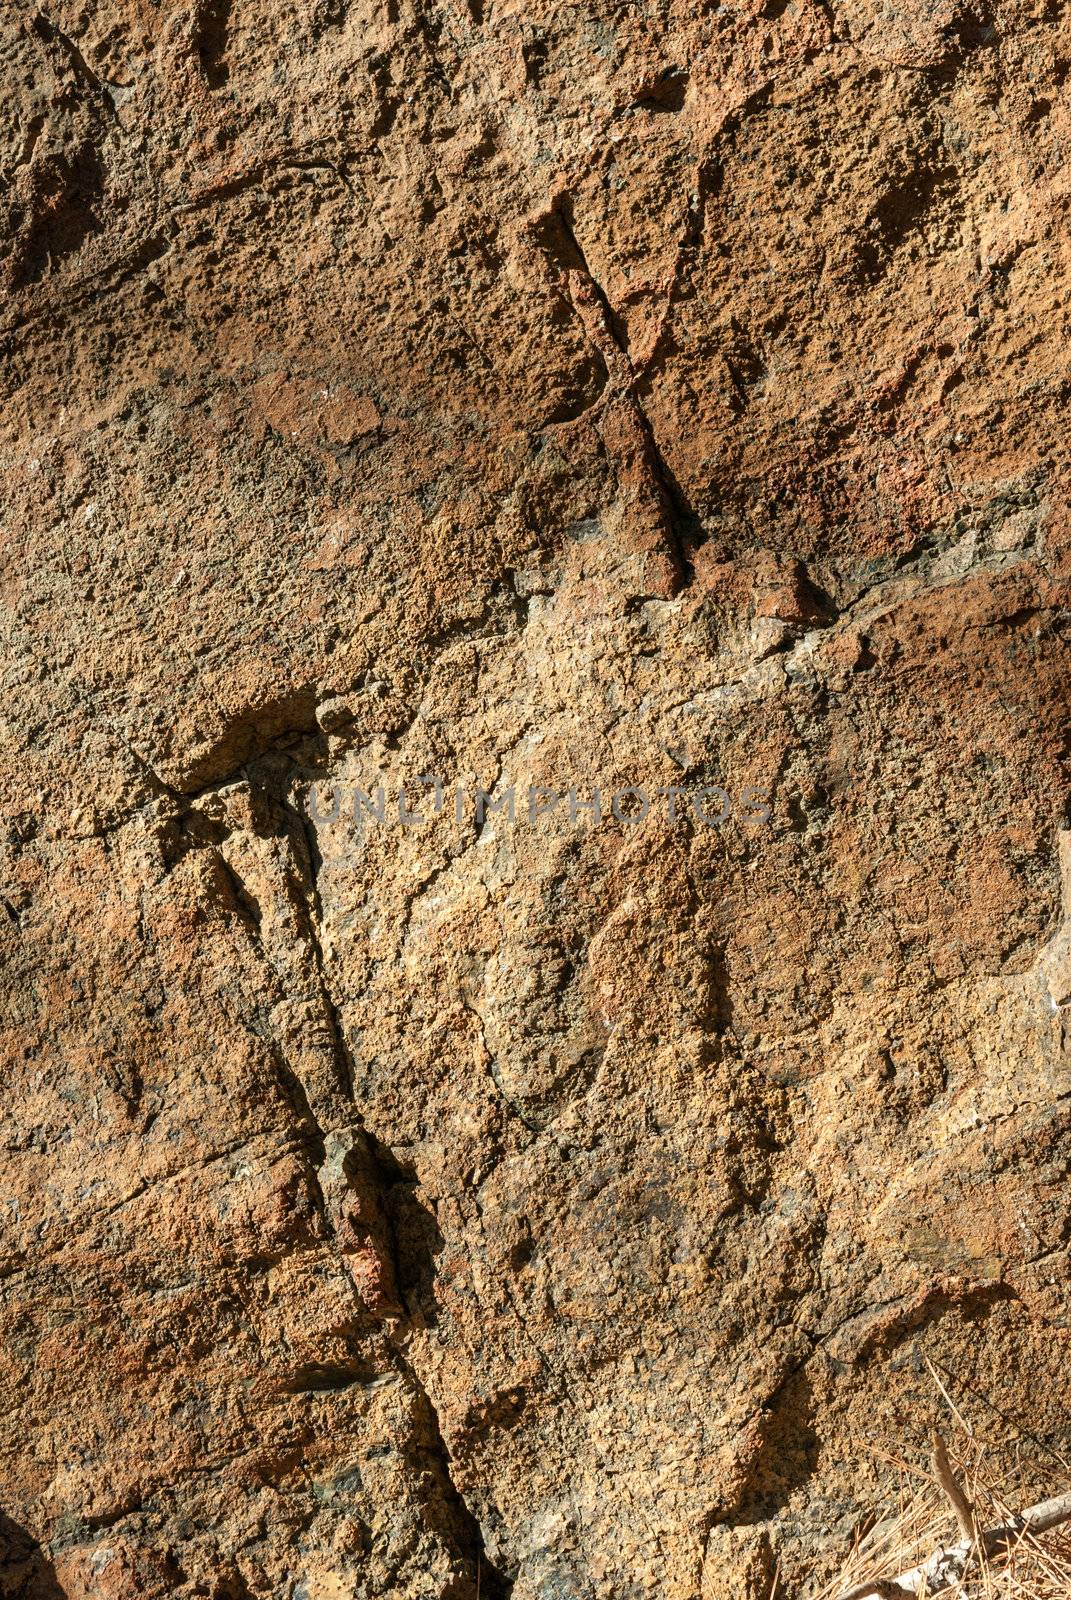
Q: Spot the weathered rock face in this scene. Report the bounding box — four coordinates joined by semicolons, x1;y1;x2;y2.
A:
2;0;1071;1594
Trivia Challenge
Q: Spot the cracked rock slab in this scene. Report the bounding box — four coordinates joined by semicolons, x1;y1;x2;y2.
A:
2;0;1071;1596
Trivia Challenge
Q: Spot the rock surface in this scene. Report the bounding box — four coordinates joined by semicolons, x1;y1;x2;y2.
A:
2;0;1071;1594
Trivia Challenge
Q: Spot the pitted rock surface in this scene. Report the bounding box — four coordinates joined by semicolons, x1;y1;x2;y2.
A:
2;0;1071;1595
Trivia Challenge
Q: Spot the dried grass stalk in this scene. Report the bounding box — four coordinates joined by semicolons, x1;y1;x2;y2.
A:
811;1408;1071;1600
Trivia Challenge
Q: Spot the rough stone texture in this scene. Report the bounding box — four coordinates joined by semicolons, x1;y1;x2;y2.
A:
2;0;1071;1595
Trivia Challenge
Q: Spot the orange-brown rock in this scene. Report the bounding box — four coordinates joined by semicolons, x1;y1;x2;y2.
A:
2;0;1071;1594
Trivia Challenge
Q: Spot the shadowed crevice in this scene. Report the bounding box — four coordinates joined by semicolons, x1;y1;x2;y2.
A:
0;1512;65;1599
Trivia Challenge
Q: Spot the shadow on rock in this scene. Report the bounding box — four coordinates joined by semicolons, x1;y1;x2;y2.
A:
0;1513;65;1599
